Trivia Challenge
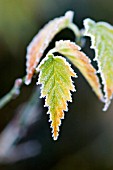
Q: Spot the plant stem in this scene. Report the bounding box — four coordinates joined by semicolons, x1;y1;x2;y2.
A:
0;77;25;109
68;23;81;38
68;23;85;47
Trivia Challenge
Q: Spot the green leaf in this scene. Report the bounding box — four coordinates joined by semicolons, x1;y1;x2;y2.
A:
84;19;113;110
25;11;74;85
55;40;103;101
37;54;77;140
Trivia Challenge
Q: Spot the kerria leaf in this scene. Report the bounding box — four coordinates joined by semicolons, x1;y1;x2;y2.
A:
55;40;103;101
37;54;77;140
84;19;113;111
25;11;74;85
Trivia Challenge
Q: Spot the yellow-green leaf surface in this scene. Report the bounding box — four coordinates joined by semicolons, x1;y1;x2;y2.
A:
55;40;103;101
84;19;113;110
37;54;76;140
25;11;74;85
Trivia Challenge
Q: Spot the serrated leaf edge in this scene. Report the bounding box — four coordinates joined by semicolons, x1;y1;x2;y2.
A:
37;54;77;140
83;18;113;111
55;39;103;102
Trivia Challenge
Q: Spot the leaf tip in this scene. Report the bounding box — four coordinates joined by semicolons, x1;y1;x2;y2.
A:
103;101;110;111
25;77;31;85
52;124;60;141
65;10;74;22
84;18;95;29
52;132;59;141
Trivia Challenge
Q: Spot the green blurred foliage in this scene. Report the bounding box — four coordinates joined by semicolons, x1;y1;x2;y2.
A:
0;0;40;54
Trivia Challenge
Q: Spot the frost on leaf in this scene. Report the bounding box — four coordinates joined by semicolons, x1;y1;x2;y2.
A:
84;19;113;110
25;11;74;85
37;54;76;140
55;40;103;101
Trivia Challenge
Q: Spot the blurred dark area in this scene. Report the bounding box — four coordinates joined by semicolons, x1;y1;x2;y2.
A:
1;0;113;169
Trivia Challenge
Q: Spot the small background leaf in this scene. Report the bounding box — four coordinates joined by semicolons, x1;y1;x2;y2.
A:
37;54;76;140
84;19;113;110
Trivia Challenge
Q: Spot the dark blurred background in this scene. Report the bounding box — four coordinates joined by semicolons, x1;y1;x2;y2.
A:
1;0;113;169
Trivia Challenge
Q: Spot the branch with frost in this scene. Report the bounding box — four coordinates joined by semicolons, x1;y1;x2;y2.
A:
1;10;113;141
0;11;82;109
